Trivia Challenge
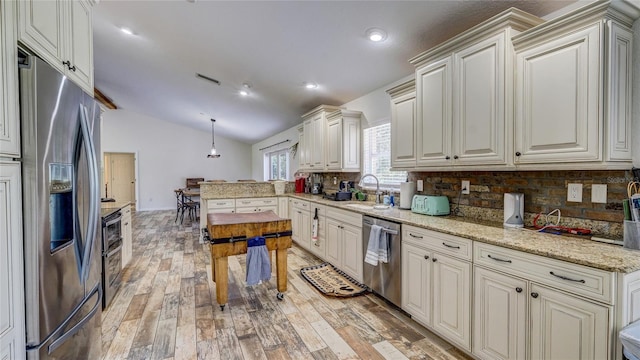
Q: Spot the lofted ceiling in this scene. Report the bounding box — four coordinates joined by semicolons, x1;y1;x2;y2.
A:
93;0;577;144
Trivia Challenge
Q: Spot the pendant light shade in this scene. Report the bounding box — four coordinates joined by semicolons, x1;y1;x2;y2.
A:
207;118;221;158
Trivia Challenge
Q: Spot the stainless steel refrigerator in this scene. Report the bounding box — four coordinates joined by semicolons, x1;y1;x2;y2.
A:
19;51;102;359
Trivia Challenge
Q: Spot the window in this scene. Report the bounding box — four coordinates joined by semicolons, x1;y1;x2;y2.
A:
266;149;289;180
362;123;407;189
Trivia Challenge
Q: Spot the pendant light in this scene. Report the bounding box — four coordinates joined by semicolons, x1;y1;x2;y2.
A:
207;118;221;158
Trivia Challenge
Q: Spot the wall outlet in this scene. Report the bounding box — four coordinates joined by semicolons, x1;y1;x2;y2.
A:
417;180;424;192
461;180;470;195
567;183;583;202
591;184;607;203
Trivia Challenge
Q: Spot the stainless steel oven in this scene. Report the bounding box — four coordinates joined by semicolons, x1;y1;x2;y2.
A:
102;210;123;309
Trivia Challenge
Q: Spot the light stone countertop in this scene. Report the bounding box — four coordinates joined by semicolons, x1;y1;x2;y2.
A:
101;201;132;218
287;193;640;273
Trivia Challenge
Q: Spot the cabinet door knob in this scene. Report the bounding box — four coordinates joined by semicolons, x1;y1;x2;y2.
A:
432;258;437;262
453;155;459;160
515;287;522;293
515;152;521;157
424;255;430;260
445;156;450;160
531;292;539;298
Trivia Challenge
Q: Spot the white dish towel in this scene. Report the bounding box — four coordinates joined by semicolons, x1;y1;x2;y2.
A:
365;225;389;266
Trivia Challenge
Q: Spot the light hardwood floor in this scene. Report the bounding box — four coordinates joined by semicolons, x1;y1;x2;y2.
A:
101;210;471;360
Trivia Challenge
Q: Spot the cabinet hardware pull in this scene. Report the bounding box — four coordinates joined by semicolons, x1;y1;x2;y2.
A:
515;152;521;157
124;222;129;226
516;287;522;293
424;255;430;260
442;242;460;249
69;64;76;72
62;60;71;69
488;254;512;263
297;211;302;214
549;271;586;283
531;292;539;298
432;258;437;262
445;156;450;160
453;155;459;160
409;233;423;239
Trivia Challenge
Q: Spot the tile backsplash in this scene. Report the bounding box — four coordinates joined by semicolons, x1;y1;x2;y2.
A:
408;170;635;239
316;170;635;239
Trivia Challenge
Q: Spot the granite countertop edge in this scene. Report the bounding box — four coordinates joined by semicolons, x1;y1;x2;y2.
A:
286;193;640;274
101;201;132;218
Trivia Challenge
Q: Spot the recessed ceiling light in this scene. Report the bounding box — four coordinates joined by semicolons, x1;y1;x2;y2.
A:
239;90;249;96
120;27;134;36
366;28;387;42
304;82;318;89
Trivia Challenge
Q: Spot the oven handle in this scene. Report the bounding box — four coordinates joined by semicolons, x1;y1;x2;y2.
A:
103;213;122;228
105;241;123;258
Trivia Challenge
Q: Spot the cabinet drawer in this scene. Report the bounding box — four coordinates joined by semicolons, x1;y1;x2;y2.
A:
207;199;235;209
291;199;310;211
236;197;277;207
326;207;362;227
121;204;132;221
310;203;326;217
404;225;472;261
474;242;614;304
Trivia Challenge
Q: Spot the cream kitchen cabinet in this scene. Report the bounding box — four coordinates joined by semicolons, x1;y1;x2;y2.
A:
387;80;416;169
235;197;278;213
512;1;637;169
199;199;235;242
121;204;132;269
474;241;614;360
277;197;288;219
308;203;326;259
0;0;20;158
408;9;541;170
402;225;472;351
326;208;362;283
290;198;310;250
298;105;342;171
18;0;95;95
325;109;361;172
0;161;25;359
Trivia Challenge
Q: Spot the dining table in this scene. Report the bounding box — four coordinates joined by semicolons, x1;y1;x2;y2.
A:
205;211;292;310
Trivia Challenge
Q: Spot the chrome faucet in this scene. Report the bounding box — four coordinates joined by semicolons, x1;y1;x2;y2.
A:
359;173;381;204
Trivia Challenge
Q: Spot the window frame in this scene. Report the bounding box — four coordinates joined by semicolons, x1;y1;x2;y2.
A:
361;122;407;191
265;148;289;181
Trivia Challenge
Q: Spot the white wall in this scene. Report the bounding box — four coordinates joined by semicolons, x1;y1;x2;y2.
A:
102;109;252;210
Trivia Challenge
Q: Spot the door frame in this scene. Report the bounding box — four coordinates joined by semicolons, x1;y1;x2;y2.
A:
102;151;138;208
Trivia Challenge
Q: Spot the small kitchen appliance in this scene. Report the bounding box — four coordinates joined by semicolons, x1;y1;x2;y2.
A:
411;195;450;215
311;183;323;194
504;193;525;228
295;177;305;193
323;191;352;201
399;181;416;209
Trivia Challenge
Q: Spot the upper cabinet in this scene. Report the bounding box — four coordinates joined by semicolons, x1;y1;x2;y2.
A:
299;105;362;173
18;0;94;95
513;1;638;169
405;9;543;170
0;0;20;158
326;109;362;172
387;80;417;169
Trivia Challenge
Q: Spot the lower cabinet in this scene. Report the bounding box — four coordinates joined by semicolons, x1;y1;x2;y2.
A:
121;204;132;269
235;197;278;213
326;208;362;283
473;242;613;360
290;199;310;250
529;283;610;360
277;197;288;218
402;240;471;351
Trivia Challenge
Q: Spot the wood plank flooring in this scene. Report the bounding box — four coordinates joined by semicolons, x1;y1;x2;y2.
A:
101;210;471;360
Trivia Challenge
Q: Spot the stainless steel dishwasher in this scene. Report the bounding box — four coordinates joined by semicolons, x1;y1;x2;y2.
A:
362;215;402;307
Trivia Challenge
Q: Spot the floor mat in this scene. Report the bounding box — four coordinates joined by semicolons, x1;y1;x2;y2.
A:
299;263;367;297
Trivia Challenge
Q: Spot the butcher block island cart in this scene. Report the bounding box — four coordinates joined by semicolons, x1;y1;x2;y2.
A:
204;211;292;310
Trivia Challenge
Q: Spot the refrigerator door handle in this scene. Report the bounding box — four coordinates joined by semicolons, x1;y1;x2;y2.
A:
26;284;102;353
78;104;100;283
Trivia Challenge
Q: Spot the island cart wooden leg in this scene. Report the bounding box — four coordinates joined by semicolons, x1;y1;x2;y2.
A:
275;247;287;300
214;256;228;310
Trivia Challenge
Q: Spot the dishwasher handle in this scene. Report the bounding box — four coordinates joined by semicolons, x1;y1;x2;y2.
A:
381;227;399;236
